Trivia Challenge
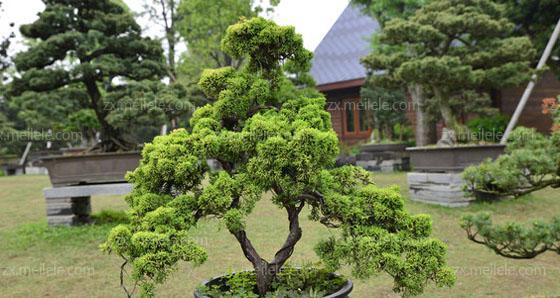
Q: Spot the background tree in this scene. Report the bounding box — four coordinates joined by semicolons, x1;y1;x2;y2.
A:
352;0;427;27
495;0;560;76
363;0;535;135
0;0;17;155
354;0;434;146
360;81;409;142
0;0;14;79
142;0;181;82
9;0;167;152
103;17;454;297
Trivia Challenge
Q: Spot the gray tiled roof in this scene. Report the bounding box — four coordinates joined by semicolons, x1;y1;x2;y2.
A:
310;4;379;86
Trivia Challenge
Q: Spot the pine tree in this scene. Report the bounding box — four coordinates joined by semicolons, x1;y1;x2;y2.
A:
363;0;536;133
9;0;166;151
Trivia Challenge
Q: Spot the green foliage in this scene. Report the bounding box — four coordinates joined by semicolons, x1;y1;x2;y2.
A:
463;125;560;199
362;0;536;131
104;17;454;297
177;0;282;107
9;0;170;151
494;0;560;76
461;212;560;259
466;114;509;143
351;0;427;27
360;81;410;142
313;175;455;297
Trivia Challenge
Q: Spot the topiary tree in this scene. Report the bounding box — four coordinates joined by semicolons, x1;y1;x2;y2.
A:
362;0;536;134
463;96;560;198
8;0;168;151
461;96;560;259
103;17;455;297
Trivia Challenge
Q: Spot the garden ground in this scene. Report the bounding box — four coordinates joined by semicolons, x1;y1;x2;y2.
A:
0;174;559;298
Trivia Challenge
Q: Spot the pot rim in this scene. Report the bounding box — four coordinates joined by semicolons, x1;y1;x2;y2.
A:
406;144;505;152
39;151;141;162
193;270;353;298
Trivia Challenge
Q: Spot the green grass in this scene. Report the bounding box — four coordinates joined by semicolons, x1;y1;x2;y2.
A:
0;174;559;297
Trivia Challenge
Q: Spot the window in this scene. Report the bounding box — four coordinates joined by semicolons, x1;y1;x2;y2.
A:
342;98;370;137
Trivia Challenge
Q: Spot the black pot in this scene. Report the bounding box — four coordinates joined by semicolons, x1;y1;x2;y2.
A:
193;271;353;298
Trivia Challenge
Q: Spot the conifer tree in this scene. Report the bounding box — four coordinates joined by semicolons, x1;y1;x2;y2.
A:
104;17;455;297
9;0;167;151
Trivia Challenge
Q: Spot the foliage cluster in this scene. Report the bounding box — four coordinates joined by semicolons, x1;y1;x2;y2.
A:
461;212;560;259
463;105;560;199
465;114;509;143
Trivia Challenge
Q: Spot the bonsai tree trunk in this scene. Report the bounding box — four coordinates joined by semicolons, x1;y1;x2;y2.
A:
434;88;459;132
230;202;304;296
409;84;432;146
84;78;133;152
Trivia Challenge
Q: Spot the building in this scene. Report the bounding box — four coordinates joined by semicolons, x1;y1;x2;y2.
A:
310;4;560;144
310;4;379;144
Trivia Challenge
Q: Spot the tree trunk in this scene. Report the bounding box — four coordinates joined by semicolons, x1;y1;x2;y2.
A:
408;84;432;146
434;88;459;131
230;203;303;297
84;78;132;152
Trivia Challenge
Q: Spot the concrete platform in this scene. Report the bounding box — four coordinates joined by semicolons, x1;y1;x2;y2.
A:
407;172;474;207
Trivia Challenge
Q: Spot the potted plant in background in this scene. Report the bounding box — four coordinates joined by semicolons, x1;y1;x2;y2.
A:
8;0;192;186
103;17;455;297
362;0;536;206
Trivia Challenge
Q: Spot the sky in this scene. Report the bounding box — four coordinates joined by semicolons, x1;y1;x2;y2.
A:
0;0;350;56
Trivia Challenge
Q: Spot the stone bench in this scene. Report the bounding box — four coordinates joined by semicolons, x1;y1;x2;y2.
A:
44;183;132;226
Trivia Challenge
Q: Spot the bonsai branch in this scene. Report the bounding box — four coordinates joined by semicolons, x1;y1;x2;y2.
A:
118;254;138;298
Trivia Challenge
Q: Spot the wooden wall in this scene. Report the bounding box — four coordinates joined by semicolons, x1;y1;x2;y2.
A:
500;71;560;133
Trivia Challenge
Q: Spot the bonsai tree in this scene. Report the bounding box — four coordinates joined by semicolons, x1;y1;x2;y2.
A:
461;96;559;258
362;0;536;136
103;17;455;297
8;0;169;151
463;96;560;198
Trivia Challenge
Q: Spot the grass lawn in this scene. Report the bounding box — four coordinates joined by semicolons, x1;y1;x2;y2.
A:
0;173;559;297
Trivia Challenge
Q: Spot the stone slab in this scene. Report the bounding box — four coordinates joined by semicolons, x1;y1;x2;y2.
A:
44;183;132;199
407;172;474;207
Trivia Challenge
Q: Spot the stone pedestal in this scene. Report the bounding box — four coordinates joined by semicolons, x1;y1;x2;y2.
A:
46;196;92;226
44;183;132;226
407;172;474;207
